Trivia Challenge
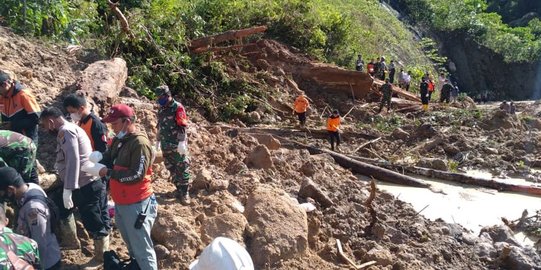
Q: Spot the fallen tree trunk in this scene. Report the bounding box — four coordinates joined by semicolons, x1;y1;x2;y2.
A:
189;26;267;51
275;137;431;188
73;58;128;115
398;165;541;196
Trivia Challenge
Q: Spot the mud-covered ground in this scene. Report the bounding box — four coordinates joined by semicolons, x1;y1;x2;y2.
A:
2;26;541;269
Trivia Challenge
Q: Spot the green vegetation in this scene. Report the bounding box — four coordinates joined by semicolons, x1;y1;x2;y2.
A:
396;0;541;62
0;0;436;121
448;160;459;172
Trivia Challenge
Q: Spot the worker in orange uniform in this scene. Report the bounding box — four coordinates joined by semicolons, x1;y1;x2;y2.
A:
293;94;310;127
326;110;341;151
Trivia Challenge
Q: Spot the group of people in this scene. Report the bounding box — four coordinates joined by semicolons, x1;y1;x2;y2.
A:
0;70;194;269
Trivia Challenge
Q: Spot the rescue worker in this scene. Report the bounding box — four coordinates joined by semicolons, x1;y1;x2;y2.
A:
326;110;341;151
97;104;158;269
500;101;511;113
0;71;41;144
378;79;393;113
440;80;453;103
0;167;60;270
40;107;109;269
0;130;38;184
509;101;516;114
377;56;387;80
155;85;191;204
420;79;430;111
63;94;111;233
0;205;41;269
388;60;396;84
189;237;254;270
63;94;108;153
293;94;310;127
367;59;376;77
355;54;364;72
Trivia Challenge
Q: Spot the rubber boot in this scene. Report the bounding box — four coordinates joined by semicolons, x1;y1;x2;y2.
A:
178;185;191;205
59;214;80;250
81;235;110;270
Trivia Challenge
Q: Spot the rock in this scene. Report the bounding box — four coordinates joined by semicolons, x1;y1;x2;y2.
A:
247;111;261;123
154;244;170;259
415;123;438;139
298;178;334;208
152;212;202;261
524;118;541;130
250;134;281;150
119;86;139;98
391;128;410;140
300;162;317;177
363;247;393;266
483;110;521;130
443;144;461;156
244;145;273;169
192;169;213;191
416;158;448;171
461;233;478;245
245;185;308;268
474;242;497;258
208;126;222;134
202;212;248;243
226;158;248;174
495;243;541;270
208;179;229;192
480;225;521;247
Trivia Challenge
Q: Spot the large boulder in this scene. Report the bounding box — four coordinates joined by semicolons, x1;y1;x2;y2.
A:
244;145;273;169
245;185;308;268
202;212;248;244
298;177;334;208
250;134;281;150
152;211;202;262
74;58;128;115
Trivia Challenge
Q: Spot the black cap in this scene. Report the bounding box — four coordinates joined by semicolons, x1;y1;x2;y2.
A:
154;85;171;96
0;71;10;84
0;167;24;190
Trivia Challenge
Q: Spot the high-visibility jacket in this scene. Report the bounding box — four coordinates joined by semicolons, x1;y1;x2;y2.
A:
294;95;309;113
327;115;340;132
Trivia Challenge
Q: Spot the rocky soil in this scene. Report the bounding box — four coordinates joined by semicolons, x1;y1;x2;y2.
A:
1;26;541;269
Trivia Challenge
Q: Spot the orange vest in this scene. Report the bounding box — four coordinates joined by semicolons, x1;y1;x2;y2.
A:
0;88;40;118
80;118;95;150
110;165;153;205
294;96;309;113
327;116;340;132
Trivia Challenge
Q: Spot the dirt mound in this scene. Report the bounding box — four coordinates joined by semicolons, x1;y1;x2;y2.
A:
0;27;82;105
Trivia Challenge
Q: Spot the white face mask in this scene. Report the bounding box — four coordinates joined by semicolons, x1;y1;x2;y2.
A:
70;113;82;122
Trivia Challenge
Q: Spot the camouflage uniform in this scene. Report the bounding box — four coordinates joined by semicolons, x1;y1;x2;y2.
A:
158;99;190;194
0;130;38;184
378;82;392;113
0;227;41;269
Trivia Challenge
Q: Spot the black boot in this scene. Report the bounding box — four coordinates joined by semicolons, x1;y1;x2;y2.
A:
177;185;191;205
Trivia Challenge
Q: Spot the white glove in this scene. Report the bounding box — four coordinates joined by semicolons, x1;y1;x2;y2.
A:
82;162;107;177
177;140;188;155
89;151;103;163
63;189;74;209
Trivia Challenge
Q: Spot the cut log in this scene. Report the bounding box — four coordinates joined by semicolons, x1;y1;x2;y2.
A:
373;78;421;102
189;26;267;51
398;165;541;196
274;137;431;188
73;58;128;115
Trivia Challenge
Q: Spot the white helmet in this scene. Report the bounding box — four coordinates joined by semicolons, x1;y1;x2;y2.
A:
189;237;254;270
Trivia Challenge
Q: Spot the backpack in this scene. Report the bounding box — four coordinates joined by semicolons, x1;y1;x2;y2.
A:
367;63;375;73
22;194;60;235
104;251;141;270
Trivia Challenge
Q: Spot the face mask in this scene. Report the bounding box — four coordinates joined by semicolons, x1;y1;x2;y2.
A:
115;121;128;139
70;113;82;122
157;96;169;106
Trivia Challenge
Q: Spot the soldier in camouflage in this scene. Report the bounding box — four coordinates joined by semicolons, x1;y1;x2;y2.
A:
0;130;38;184
155;85;191;204
378;79;393;113
0;205;41;269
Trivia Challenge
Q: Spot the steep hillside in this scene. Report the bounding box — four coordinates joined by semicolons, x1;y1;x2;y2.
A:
389;0;541;100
